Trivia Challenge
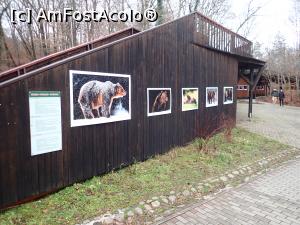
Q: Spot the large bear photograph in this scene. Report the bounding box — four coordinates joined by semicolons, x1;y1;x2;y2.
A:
70;70;131;127
147;88;171;117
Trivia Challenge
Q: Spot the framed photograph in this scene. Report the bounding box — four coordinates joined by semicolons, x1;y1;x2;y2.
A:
70;70;131;127
147;88;171;117
206;87;218;107
223;86;233;104
182;88;199;111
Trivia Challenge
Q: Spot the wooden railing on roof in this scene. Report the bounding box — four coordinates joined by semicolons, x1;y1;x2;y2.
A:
0;27;139;83
193;12;253;57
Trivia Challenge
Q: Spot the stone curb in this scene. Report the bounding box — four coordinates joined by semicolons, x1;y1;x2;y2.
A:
79;148;299;225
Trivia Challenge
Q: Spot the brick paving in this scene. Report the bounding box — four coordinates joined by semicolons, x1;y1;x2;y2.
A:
155;158;300;225
155;102;300;225
237;101;300;148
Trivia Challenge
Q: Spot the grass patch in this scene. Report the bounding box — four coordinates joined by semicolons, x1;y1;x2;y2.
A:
0;128;290;225
182;103;198;111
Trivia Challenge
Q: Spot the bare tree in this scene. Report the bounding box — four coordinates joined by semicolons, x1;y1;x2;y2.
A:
186;0;231;22
264;33;300;100
0;2;17;68
156;0;164;25
235;0;262;36
290;0;300;50
155;0;233;26
252;41;263;59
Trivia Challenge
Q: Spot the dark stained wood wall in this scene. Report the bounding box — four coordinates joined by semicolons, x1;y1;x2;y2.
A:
0;14;238;208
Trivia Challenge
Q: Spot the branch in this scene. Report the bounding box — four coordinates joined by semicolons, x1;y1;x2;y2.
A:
236;0;262;34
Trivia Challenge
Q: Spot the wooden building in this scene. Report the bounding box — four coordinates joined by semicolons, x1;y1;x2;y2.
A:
237;76;250;99
237;75;270;99
0;12;264;208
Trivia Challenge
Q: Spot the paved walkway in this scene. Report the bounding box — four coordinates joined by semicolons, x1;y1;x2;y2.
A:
155;157;300;225
155;102;300;225
237;101;300;148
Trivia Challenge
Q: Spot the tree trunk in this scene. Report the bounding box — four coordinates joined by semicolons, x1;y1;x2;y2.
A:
28;24;37;60
288;75;292;101
71;0;77;46
39;22;48;56
156;0;164;25
0;18;17;66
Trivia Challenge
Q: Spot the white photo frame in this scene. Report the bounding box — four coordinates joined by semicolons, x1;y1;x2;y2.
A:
147;88;172;117
223;86;233;104
70;70;131;127
182;88;199;111
206;87;218;107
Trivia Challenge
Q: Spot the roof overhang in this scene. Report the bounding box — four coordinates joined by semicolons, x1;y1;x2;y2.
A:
237;55;265;69
192;41;266;68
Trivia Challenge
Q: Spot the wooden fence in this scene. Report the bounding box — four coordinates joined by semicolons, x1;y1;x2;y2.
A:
193;12;252;57
0;13;240;208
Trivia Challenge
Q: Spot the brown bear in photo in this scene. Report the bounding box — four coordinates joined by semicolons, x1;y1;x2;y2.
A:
184;95;197;104
78;80;126;119
152;90;169;112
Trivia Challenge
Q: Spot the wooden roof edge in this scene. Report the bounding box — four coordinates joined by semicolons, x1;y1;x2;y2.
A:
237;56;266;67
0;27;140;78
192;41;266;66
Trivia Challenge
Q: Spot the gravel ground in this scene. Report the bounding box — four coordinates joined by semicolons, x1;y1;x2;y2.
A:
237;101;300;148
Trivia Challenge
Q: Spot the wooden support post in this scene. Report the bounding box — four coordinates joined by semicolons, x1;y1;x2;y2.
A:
251;65;265;92
230;34;235;53
248;68;254;118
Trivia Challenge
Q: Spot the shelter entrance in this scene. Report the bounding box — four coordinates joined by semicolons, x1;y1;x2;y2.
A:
238;58;265;118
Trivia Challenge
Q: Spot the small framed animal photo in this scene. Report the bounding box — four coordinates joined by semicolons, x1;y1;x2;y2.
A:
206;87;218;107
147;88;171;117
223;87;233;104
70;70;131;127
182;88;199;111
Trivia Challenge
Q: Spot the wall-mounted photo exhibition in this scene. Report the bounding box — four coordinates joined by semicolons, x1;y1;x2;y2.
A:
182;88;199;111
147;88;171;116
70;70;131;127
206;87;218;107
223;87;233;104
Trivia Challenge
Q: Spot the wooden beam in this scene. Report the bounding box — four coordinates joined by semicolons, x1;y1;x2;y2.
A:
239;72;251;84
251;65;266;92
248;68;254;118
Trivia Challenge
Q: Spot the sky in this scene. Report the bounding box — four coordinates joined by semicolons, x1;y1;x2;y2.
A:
226;0;297;50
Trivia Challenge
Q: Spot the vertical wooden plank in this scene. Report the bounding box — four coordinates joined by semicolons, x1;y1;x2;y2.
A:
0;86;18;206
0;13;243;208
